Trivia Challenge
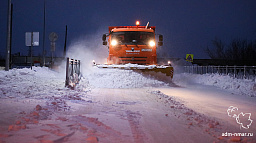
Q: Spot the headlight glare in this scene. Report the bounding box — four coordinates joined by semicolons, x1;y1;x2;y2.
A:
149;40;156;47
111;39;118;46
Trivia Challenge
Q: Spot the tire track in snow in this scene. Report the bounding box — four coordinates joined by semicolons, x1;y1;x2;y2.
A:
149;90;229;142
126;110;147;143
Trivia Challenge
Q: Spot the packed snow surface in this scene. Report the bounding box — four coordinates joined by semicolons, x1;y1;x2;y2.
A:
0;66;255;143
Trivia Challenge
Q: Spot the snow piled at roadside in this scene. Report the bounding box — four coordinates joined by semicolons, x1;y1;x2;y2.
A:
0;66;168;93
0;67;66;99
84;67;168;88
173;73;256;97
1;66;254;96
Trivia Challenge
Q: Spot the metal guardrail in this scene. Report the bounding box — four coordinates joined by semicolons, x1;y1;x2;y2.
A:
65;57;81;88
184;66;256;80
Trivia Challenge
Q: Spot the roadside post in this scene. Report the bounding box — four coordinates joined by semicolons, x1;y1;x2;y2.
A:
25;32;39;70
49;32;58;67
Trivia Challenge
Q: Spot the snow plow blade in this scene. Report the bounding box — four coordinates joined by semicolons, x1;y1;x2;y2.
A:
95;64;174;78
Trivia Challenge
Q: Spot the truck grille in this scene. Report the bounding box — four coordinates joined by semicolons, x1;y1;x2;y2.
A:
119;57;147;62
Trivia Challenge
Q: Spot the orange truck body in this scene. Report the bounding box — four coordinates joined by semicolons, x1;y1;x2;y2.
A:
105;25;159;65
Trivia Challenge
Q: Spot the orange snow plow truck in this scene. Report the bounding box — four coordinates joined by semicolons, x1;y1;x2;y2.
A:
98;21;173;78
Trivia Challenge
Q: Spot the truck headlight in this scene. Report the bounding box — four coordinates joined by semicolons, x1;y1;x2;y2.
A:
111;39;118;46
149;40;155;47
92;60;96;65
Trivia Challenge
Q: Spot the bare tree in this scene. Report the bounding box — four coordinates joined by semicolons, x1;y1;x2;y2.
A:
206;38;256;65
206;37;226;59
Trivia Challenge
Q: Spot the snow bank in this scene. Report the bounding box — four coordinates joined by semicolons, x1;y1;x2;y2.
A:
173;73;256;97
83;67;168;88
0;67;68;99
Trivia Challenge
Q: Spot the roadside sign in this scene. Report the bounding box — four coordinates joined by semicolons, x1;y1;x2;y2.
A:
186;54;194;62
49;32;58;42
25;32;39;46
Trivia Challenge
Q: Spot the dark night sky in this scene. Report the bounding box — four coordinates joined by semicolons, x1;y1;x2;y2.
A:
1;0;256;59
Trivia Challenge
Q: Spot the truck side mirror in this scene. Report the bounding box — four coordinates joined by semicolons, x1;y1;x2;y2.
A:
102;34;107;41
158;35;163;46
102;34;107;45
159;35;163;41
158;42;163;46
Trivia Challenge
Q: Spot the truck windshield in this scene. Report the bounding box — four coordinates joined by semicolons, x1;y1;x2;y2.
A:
111;31;154;45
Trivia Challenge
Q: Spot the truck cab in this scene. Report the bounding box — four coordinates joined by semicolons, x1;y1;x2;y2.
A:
102;21;163;65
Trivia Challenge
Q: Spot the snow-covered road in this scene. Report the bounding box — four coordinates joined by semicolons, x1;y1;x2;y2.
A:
158;85;256;132
160;85;256;121
0;67;255;143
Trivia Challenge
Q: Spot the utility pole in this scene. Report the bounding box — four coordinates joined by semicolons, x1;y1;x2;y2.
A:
64;25;67;57
5;0;12;71
42;0;46;66
30;32;33;70
9;3;13;68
